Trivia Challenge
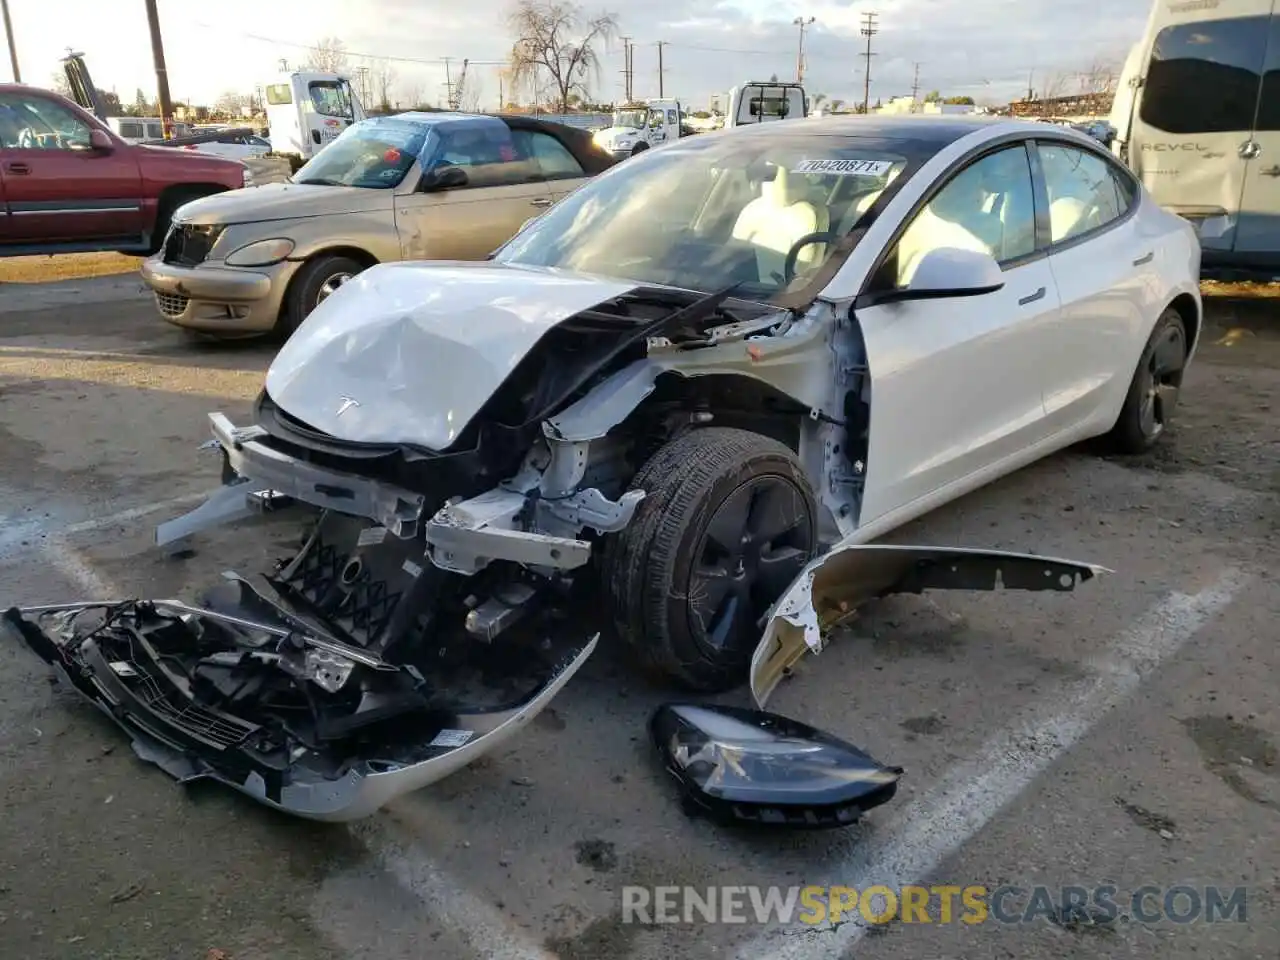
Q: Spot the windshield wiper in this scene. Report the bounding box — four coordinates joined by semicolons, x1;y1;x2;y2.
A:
293;177;344;186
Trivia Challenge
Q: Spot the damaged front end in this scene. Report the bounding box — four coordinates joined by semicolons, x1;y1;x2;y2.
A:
2;583;594;822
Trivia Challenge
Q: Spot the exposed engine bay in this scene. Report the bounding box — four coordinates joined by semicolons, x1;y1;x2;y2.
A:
3;262;1106;822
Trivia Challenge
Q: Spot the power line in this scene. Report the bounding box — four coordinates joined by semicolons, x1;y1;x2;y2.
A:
859;11;879;115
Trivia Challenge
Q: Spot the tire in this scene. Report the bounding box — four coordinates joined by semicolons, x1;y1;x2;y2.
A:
631;142;649;156
1104;307;1188;454
277;253;366;338
601;427;819;691
148;188;212;255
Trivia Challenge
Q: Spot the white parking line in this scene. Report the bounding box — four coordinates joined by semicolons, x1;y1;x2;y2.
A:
736;567;1250;960
1;492;208;564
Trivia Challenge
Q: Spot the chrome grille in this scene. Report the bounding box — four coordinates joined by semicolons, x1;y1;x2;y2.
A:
155;292;190;317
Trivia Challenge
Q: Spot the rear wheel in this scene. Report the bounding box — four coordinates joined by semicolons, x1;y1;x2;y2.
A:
1105;307;1188;454
602;427;818;691
277;253;366;338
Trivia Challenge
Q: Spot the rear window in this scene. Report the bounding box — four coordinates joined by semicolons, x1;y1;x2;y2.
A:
265;84;292;105
1140;16;1267;134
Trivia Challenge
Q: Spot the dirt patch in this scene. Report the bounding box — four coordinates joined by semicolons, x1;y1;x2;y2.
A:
1201;280;1280;300
1114;797;1177;836
0;253;142;284
1180;715;1279;810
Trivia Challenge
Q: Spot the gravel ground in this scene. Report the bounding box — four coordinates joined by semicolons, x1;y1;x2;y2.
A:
0;277;1276;960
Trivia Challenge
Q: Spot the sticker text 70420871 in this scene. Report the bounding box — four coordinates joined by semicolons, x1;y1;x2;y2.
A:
793;158;895;176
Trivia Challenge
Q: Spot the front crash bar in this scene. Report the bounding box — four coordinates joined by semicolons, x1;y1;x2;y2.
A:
156;412;428;548
2;602;598;822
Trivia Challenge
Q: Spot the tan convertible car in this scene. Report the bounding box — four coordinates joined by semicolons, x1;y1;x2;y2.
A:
140;112;617;338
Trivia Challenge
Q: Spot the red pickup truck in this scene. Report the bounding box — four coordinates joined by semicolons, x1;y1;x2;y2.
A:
0;83;248;257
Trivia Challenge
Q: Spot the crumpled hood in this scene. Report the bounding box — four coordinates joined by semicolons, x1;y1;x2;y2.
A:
264;260;640;450
173;182;392;226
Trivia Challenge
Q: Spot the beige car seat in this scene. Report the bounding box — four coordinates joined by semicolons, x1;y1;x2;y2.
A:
1048;195;1097;243
732;166;831;284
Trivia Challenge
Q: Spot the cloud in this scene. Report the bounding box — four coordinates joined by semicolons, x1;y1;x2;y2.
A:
5;0;1149;108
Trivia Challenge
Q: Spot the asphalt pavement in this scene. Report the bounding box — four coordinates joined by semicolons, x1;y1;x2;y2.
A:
0;276;1277;960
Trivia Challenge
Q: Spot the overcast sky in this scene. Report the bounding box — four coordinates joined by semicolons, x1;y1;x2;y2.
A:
3;0;1151;109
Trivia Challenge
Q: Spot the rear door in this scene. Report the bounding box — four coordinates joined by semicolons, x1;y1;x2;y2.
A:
854;140;1062;527
1235;10;1280;257
394;120;555;260
1034;138;1154;432
1129;5;1270;252
515;128;589;200
0;91;144;244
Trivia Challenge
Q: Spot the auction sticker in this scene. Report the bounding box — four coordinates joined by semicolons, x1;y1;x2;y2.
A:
429;729;475;748
793;158;894;176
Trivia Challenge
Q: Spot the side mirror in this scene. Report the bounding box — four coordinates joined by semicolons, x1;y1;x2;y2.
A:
421;165;469;192
88;129;113;151
861;247;1004;307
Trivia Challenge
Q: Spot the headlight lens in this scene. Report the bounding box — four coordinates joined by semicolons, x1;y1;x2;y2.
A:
224;238;295;267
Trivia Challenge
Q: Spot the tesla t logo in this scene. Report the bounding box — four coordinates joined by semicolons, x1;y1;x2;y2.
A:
336;397;360;417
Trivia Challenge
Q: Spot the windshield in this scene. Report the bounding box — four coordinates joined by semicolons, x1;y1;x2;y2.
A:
614;109;649;129
496;133;913;301
293;118;428;189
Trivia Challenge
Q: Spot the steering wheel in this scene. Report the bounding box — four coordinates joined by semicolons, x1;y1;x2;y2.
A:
783;230;840;285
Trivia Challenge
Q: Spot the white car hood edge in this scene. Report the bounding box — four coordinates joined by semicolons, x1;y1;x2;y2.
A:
264;261;640;450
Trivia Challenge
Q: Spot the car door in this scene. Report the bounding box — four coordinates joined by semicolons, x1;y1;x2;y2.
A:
516;128;589;201
0;91;144;244
1035;139;1154;432
1235;10;1280;257
393;120;555;261
854;141;1062;527
0;164;10;241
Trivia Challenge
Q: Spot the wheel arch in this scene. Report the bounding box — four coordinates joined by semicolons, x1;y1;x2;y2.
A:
1166;291;1201;356
277;246;380;321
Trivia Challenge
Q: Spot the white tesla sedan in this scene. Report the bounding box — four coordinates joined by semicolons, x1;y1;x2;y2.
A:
6;115;1203;820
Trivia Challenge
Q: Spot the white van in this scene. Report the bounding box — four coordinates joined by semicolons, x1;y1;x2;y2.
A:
1110;0;1280;278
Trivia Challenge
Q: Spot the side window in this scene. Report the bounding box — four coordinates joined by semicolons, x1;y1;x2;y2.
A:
1140;17;1267;134
1257;15;1280;131
433;124;539;188
1037;143;1125;244
118;120;144;140
667;109;678;125
890;144;1036;287
310;81;353;119
518;130;584;180
0;94;93;149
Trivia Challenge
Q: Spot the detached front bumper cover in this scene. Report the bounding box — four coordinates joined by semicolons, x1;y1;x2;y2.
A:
2;601;596;822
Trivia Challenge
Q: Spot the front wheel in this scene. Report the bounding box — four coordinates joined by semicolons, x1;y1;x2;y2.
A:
277;253;366;338
602;427;819;692
1105;307;1188;454
631;142;649;156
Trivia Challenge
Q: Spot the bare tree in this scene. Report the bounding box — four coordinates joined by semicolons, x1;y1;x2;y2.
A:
1037;71;1070;101
461;76;486;113
402;83;425;109
372;58;397;109
1079;58;1119;95
304;37;350;74
507;0;619;112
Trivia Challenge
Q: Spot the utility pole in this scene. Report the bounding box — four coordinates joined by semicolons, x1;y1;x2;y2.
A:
143;0;175;137
620;36;633;101
859;11;878;115
793;16;815;84
911;61;920;102
656;40;666;98
355;65;370;107
1;0;19;83
1027;68;1035;100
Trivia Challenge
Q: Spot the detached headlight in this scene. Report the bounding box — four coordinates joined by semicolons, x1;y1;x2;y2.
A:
224;238;295;267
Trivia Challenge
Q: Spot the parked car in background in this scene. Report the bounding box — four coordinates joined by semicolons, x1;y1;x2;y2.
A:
1110;0;1280;279
140;111;618;338
107;116;194;143
0;84;250;257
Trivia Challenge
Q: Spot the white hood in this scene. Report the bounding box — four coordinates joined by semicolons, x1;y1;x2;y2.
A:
264;261;638;450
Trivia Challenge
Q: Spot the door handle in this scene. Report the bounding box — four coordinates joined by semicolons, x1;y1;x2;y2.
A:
1132;251;1154;266
1261;165;1280;178
1018;286;1046;306
530;198;552;207
4;161;30;175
